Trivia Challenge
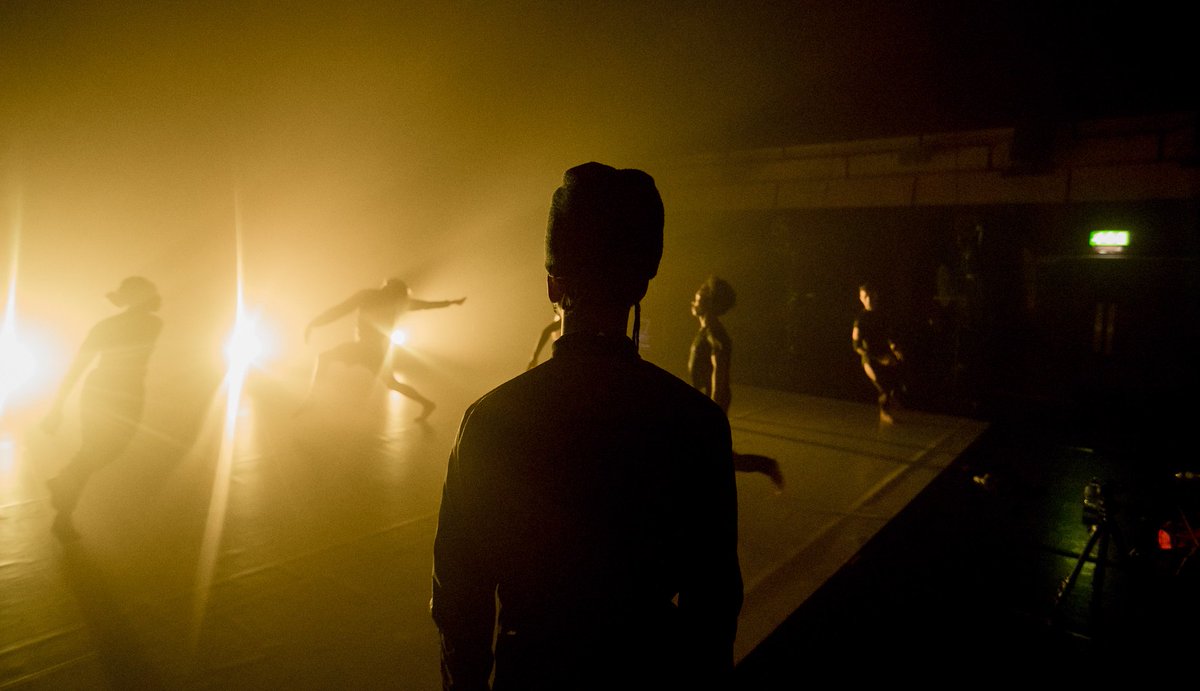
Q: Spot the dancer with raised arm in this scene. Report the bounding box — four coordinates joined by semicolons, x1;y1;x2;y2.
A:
300;278;465;420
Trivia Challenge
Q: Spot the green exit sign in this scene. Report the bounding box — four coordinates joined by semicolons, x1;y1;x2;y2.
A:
1090;230;1130;248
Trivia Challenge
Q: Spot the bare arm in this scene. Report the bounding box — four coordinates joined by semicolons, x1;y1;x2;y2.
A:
305;291;367;343
710;346;732;415
703;323;733;414
41;342;99;433
408;296;467;311
851;323;867;357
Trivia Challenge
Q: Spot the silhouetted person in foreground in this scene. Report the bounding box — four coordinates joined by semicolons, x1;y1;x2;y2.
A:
689;276;784;490
851;283;904;423
300;278;465;421
43;276;163;541
525;312;561;370
432;163;742;690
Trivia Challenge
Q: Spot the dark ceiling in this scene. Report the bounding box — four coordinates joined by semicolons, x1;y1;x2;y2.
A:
723;0;1196;148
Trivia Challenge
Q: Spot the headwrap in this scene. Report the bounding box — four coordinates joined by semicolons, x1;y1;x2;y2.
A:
545;162;663;345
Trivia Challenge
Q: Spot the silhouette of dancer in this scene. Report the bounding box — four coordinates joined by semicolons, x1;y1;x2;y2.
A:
689;276;784;490
433;163;742;689
300;278;464;421
43;276;163;541
851;283;904;423
526;312;561;370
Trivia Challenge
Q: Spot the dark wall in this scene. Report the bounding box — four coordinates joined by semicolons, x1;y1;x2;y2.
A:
650;199;1198;419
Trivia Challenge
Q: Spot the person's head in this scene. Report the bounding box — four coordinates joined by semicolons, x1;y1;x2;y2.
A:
382;278;410;296
107;276;160;312
545;162;663;315
858;283;876;311
692;276;735;319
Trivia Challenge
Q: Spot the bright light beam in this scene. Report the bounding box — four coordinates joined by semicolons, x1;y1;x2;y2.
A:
0;322;36;413
225;312;265;373
0;187;32;416
389;328;408;347
193;187;255;654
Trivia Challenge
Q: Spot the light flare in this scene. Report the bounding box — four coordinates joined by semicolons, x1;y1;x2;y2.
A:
389;328;408;347
1;187;33;414
193;187;260;655
0;320;37;410
225;311;267;372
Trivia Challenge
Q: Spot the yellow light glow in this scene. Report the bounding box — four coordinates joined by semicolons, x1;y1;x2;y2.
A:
225;314;265;370
0;328;36;401
2;188;31;413
390;328;408;347
0;433;14;479
195;188;255;653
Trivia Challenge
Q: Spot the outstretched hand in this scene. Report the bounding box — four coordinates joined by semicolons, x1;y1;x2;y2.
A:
453;297;466;306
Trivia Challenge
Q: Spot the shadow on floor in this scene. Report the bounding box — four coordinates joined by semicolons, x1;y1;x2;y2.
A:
735;399;1200;680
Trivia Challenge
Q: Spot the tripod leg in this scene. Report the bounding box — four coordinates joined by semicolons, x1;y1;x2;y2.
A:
1055;524;1103;608
1090;527;1111;622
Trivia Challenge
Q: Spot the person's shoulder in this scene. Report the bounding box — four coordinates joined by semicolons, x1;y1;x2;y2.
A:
707;321;731;347
82;316;116;345
458;365;548;423
632;358;729;416
626;362;732;452
148;314;164;337
89;311;143;337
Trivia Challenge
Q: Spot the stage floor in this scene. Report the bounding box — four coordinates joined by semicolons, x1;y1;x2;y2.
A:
1;380;985;689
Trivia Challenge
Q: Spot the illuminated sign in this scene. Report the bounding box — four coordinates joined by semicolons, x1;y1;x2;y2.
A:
1089;229;1130;255
1089;230;1130;248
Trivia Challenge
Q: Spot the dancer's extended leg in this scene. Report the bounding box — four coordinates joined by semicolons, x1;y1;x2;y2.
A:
385;376;436;421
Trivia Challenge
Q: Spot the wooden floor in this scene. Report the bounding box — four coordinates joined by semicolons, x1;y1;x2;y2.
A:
0;376;985;689
726;386;987;660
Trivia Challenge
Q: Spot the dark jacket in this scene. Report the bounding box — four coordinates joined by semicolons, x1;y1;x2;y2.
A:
432;332;742;690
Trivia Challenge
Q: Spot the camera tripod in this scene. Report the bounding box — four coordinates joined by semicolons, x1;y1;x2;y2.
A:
1053;479;1125;613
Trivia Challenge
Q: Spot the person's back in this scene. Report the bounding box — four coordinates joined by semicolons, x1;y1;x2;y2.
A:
86;309;162;388
355;287;401;347
439;332;735;687
432;163;742;690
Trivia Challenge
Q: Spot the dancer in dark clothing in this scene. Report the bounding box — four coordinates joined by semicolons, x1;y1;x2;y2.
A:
689;276;784;490
851;283;904;423
43;276;163;541
432;163;742;690
300;278;465;420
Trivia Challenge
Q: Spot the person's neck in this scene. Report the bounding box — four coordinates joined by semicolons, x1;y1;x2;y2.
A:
560;304;630;339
